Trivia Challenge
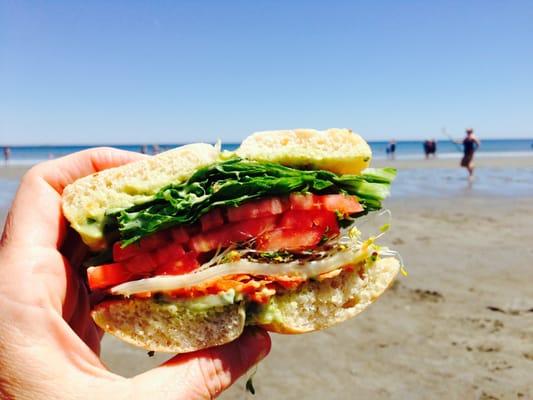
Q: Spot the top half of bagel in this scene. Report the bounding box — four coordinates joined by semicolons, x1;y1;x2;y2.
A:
62;128;372;249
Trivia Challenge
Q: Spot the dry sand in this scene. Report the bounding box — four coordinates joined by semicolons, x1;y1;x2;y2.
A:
1;157;532;399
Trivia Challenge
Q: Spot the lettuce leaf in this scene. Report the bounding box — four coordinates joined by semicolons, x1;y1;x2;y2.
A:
107;158;396;245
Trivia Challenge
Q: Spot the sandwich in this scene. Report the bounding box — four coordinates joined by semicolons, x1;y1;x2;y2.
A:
62;128;400;353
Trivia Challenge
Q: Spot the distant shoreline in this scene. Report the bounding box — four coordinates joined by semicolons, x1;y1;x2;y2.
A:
2;138;532;165
2;152;533;173
2;137;532;147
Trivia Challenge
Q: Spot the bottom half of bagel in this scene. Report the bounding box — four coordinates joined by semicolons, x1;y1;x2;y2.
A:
92;257;400;353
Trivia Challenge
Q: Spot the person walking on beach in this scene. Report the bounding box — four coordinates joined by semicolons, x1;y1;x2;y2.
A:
3;146;11;166
460;128;480;180
386;139;396;160
423;139;437;159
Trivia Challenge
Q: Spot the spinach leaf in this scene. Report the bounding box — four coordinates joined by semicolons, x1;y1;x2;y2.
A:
107;158;396;245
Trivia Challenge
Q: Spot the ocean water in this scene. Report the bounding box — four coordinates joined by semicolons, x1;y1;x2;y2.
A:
390;167;533;199
1;139;532;213
2;139;533;165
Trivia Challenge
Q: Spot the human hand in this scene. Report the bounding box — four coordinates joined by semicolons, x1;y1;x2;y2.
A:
0;148;271;399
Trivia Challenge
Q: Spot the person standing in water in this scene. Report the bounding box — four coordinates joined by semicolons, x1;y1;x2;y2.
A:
386;139;396;160
423;139;437;159
3;146;11;166
460;128;480;180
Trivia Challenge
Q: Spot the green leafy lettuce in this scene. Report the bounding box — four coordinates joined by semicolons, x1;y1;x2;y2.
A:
106;158;396;245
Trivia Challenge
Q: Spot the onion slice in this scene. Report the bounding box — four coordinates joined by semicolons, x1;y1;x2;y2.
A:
111;243;375;297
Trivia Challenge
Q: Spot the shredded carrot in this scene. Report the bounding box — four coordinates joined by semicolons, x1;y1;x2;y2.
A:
133;264;361;302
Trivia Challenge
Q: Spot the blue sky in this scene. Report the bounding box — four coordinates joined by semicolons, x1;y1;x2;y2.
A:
1;0;532;144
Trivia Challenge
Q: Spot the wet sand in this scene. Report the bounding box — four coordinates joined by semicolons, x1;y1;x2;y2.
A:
372;153;533;169
1;157;532;399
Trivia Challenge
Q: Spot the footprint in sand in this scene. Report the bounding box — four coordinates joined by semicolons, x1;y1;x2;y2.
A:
487;305;533;315
463;343;501;353
476;343;502;353
523;351;533;361
410;288;444;302
483;359;512;372
461;317;504;333
391;237;405;245
415;235;431;242
479;391;500;400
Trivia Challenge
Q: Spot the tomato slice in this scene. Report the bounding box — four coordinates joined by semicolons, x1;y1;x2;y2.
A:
200;208;224;231
229;215;278;241
256;228;323;251
189;215;278;253
152;243;186;265
87;263;133;290
289;193;322;210
139;231;170;251
154;251;200;275
321;194;363;214
170;227;189;244
290;193;362;214
226;197;288;222
279;210;339;235
112;241;143;262
122;253;157;274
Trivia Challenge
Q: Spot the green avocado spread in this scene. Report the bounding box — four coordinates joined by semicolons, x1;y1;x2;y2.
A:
249;300;284;325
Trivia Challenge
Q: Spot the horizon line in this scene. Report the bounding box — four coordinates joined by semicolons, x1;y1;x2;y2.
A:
2;136;533;147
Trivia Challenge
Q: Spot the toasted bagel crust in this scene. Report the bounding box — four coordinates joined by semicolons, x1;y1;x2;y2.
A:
258;257;400;334
236;128;372;175
92;298;246;353
92;258;399;352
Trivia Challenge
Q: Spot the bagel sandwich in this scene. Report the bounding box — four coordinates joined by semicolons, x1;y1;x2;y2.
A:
62;128;400;353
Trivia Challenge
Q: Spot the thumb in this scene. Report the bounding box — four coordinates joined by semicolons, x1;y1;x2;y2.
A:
131;328;271;400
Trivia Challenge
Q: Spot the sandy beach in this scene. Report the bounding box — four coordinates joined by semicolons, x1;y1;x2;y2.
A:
1;157;532;399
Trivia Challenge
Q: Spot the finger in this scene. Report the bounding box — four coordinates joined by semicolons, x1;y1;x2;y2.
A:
1;148;145;249
34;147;146;193
61;227;89;270
132;328;271;400
62;256;82;322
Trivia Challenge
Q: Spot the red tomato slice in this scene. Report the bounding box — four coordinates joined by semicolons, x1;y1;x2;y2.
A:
87;263;133;290
189;232;219;253
139;231;170;251
226;197;288;222
112;241;143;262
122;253;157;274
321;194;363;214
290;193;363;214
189;216;278;253
154;252;200;275
152;243;186;265
289;193;321;210
229;215;278;241
170;227;189;244
256;228;323;251
279;210;339;235
200;208;224;231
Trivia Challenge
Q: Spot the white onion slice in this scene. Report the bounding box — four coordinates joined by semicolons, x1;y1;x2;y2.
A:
111;244;374;297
